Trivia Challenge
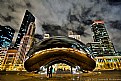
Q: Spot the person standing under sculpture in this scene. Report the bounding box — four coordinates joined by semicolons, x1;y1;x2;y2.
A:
49;66;53;78
47;66;49;77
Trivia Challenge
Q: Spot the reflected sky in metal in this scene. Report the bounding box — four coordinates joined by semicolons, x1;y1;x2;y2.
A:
27;36;92;57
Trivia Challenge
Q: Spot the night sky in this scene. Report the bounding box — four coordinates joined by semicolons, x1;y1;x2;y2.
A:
0;0;121;51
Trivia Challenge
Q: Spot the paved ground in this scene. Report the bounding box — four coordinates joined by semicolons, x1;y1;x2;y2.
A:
0;70;121;81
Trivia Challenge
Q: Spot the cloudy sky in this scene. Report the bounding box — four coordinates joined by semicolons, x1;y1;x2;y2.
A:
0;0;121;51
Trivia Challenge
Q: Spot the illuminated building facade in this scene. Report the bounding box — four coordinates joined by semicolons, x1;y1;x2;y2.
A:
54;63;71;71
89;20;115;56
17;22;35;64
0;47;8;70
0;25;15;48
87;42;103;57
14;10;35;48
0;25;15;70
1;49;18;71
94;56;121;70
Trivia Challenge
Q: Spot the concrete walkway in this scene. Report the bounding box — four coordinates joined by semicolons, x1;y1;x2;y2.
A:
0;70;121;81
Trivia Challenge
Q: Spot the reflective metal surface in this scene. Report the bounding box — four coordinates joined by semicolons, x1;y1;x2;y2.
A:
24;36;96;72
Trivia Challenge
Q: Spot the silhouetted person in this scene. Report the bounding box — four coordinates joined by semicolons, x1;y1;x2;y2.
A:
47;66;49;77
49;66;53;78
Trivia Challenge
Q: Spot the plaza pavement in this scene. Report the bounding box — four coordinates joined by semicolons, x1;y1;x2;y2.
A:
0;70;121;81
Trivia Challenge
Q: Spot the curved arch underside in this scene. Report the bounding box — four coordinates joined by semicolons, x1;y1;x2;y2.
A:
24;48;96;72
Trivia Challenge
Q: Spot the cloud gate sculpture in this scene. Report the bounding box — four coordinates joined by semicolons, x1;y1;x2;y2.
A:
24;36;96;72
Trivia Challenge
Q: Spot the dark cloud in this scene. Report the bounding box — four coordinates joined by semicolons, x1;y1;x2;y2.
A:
112;36;121;51
1;15;14;22
42;24;61;31
8;5;16;12
69;15;80;23
34;34;43;40
26;2;32;8
109;20;121;30
42;24;66;36
74;26;90;37
82;20;93;25
107;0;121;5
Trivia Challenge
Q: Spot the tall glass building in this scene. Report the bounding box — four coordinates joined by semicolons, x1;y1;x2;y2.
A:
0;25;15;48
14;10;35;48
88;20;116;56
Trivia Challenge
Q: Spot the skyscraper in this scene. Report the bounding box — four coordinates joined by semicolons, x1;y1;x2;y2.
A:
17;22;35;64
0;25;15;70
89;20;115;56
14;10;36;71
0;25;15;48
14;10;35;48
